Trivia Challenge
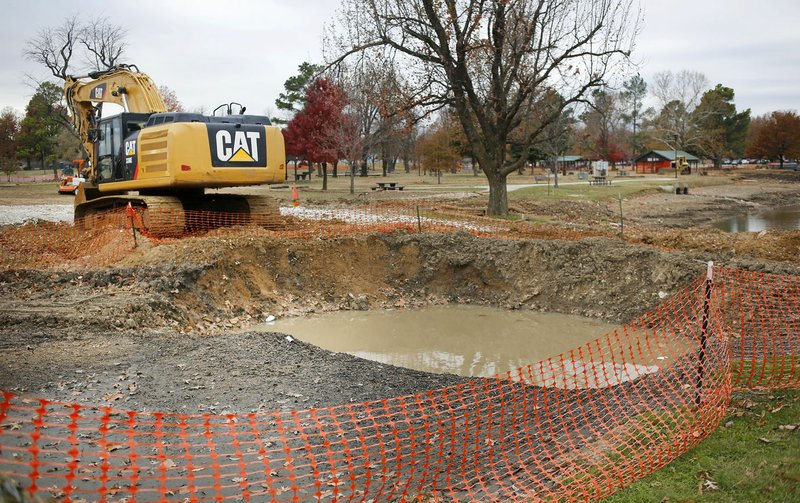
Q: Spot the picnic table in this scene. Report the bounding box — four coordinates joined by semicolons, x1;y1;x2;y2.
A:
372;181;404;191
294;172;311;181
589;177;611;186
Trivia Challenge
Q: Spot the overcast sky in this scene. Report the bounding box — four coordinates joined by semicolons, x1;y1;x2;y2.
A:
1;0;798;118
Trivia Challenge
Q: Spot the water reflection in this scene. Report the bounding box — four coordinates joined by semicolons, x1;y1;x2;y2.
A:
713;205;800;232
251;305;617;378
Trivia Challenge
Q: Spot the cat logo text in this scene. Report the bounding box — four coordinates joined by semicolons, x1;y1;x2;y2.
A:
207;125;267;167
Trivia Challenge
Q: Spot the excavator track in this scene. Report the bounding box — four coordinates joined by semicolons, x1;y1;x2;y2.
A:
75;192;281;238
75;194;186;238
138;197;186;238
243;195;281;229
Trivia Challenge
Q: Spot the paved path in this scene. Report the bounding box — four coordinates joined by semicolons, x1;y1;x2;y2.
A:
409;177;676;192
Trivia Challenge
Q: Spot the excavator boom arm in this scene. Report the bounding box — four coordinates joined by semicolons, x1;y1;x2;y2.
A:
64;65;167;174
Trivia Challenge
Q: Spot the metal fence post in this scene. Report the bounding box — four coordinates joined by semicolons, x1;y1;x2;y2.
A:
696;261;713;405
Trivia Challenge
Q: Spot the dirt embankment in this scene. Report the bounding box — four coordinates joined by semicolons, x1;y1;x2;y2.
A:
2;232;798;414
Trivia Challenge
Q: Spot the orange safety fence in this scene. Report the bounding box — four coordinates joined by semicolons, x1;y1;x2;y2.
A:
0;263;798;502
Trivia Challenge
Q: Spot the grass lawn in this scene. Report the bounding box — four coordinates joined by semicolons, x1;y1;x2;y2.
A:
605;388;800;502
508;175;735;203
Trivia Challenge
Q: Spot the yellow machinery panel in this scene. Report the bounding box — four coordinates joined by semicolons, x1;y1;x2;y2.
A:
98;122;285;193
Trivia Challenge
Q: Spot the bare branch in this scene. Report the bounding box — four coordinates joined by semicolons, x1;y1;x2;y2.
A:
79;16;128;71
23;15;80;80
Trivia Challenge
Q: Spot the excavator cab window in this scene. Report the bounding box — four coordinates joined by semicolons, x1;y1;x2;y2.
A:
96;113;151;183
96;117;121;182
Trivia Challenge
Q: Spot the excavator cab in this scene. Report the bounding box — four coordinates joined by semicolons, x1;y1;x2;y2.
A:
94;113;150;184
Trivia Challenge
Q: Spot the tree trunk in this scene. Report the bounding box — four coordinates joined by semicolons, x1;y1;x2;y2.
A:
360;156;368;177
350;160;356;194
552;157;559;188
403;157;410;173
486;172;509;216
322;161;328;191
333;160;338;178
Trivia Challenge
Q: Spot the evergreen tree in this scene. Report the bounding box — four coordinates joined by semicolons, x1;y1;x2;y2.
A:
693;84;750;168
274;62;321;124
16;82;66;174
620;74;650;160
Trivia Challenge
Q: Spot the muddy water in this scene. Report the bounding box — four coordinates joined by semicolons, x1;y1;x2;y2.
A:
252;305;617;378
713;205;800;232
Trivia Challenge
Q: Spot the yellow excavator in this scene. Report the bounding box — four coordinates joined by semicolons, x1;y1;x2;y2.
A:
64;64;286;235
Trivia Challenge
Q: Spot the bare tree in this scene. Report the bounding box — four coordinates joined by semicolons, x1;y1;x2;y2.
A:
0;107;21;180
652;70;709;111
79;16;127;71
648;70;711;155
326;113;364;194
24;15;127;80
579;88;624;164
329;0;639;215
23;15;80;80
328;55;385;176
531;90;575;185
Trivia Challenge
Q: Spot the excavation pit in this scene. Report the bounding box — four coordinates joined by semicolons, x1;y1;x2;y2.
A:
255;305;618;378
0;232;728;412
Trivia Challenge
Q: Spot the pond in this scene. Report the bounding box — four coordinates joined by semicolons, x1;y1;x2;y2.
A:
251;305;617;378
712;205;800;232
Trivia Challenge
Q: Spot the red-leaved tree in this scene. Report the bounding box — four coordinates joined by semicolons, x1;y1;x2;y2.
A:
746;111;800;169
284;79;348;190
